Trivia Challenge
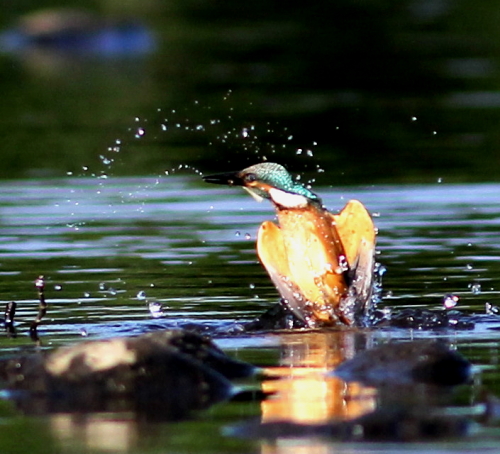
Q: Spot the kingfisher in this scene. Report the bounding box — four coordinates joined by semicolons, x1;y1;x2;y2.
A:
203;162;376;327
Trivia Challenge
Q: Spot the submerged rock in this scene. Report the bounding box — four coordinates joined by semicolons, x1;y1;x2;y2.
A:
333;340;471;387
0;330;255;419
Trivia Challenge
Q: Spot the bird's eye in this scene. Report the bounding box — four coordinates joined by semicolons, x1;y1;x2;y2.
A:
244;173;257;183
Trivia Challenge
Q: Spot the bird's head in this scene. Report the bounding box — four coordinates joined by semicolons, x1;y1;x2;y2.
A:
203;162;321;209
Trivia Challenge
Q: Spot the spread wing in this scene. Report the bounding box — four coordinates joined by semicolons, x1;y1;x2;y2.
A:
331;200;376;320
257;221;313;326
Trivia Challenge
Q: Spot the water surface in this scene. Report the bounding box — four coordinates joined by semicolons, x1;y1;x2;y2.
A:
0;177;499;453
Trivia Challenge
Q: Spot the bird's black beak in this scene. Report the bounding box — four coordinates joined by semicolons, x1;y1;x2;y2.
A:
203;171;245;186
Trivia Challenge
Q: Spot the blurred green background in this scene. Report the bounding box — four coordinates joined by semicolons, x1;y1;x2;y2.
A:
1;0;500;183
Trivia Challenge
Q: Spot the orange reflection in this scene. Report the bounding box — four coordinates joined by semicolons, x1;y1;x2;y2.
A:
261;330;377;424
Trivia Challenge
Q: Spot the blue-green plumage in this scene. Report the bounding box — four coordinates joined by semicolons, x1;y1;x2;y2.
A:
203;162;321;206
243;163;319;201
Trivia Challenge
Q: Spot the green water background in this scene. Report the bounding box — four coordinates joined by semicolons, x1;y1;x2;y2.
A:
1;0;500;183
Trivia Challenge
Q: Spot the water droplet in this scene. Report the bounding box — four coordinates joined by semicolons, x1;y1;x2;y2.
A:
486;303;499;315
34;276;44;289
287;135;293;140
466;264;473;270
411;116;417;121
432;130;437;135
443;294;459;309
83;292;90;298
296;148;303;155
375;264;387;276
161;124;167;131
471;283;481;295
337;255;349;273
306;150;313;157
249;283;255;289
149;302;163;318
99;155;112;166
137;291;147;300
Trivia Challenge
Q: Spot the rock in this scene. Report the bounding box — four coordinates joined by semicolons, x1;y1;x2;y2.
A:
0;330;255;419
333;340;471;387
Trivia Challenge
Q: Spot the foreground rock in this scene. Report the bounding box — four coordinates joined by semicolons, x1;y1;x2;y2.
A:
0;330;255;420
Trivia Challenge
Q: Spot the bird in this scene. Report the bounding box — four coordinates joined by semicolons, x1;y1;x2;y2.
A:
203;162;376;327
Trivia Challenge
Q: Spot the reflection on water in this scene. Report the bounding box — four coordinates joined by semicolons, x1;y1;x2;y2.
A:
51;413;138;452
262;332;376;424
0;177;499;453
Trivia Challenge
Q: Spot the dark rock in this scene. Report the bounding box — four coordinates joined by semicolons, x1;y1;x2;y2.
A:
0;329;255;420
333;340;471;387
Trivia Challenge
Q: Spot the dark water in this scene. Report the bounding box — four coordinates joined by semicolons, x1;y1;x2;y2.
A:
1;0;500;452
2;0;500;183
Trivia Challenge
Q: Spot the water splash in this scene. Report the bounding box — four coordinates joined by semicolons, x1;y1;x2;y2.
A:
136;290;146;300
470;283;482;295
443;294;459;309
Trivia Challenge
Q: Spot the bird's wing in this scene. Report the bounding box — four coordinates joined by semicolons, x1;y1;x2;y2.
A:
330;199;376;320
257;220;314;326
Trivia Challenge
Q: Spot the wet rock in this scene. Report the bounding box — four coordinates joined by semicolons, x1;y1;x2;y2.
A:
0;330;254;419
333;340;471;387
230;406;470;442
